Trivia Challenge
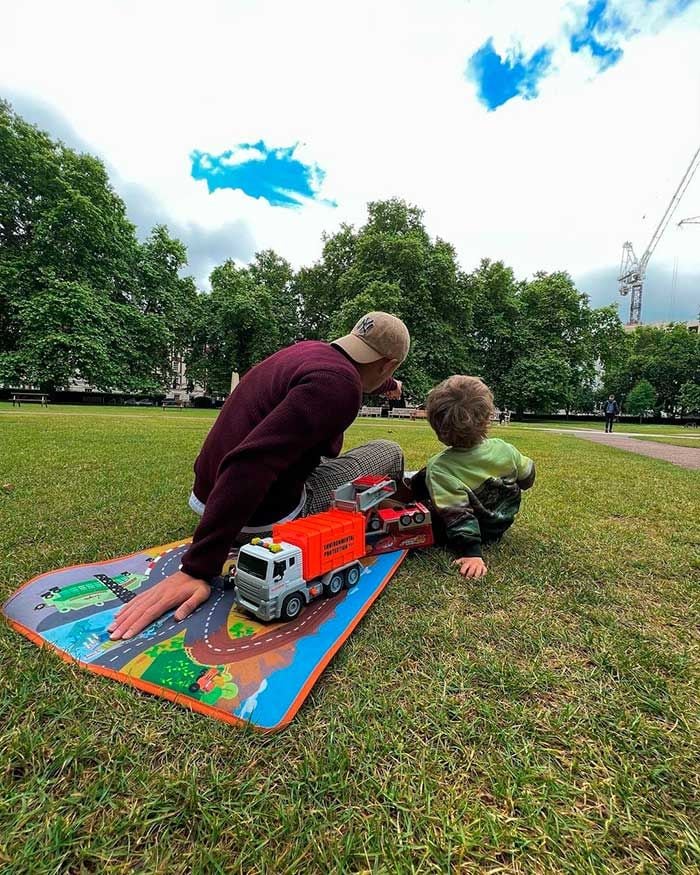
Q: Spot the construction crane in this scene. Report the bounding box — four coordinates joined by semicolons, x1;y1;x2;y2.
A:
618;143;700;325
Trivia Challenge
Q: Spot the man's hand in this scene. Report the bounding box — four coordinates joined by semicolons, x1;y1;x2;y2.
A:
108;571;211;640
453;556;488;579
384;380;403;400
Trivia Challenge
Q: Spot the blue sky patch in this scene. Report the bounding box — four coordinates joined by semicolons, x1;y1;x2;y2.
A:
466;39;553;110
570;0;626;70
467;0;699;111
191;141;335;208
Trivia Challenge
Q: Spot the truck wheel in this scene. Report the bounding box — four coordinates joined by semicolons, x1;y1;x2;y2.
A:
346;566;361;588
324;574;344;596
400;514;412;526
281;592;304;621
369;517;382;532
413;512;426;524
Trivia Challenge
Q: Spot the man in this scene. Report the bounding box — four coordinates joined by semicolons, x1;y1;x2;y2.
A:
604;394;620;433
109;312;409;640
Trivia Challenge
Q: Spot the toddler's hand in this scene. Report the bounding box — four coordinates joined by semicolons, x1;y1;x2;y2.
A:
453;557;487;579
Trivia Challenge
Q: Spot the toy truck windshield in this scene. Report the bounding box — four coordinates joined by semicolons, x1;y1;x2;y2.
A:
237;552;269;581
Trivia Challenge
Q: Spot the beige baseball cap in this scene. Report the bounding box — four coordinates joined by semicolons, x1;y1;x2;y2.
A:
333;312;410;364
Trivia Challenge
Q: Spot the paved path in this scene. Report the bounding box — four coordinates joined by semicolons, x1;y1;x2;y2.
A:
573;432;700;470
499;424;700;439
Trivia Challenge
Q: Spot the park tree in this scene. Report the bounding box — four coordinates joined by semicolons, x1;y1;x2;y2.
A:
466;259;523;398
566;380;598;414
589;305;628;372
248;249;300;345
626;379;656;422
0;101;196;393
296;223;359;339
678;381;700;415
608;324;700;413
187;258;294;395
499;271;602;414
296;198;474;401
503;349;573;414
137;225;202;388
467;267;624;414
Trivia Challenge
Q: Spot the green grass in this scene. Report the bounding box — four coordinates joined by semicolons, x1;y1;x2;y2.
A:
1;406;699;873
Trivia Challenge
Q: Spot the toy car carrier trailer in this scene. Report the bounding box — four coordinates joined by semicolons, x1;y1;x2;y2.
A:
234;508;366;622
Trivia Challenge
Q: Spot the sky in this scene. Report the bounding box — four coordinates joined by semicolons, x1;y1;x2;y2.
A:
2;0;700;323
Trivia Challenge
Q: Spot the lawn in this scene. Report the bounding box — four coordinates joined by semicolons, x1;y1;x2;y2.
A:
1;406;698;873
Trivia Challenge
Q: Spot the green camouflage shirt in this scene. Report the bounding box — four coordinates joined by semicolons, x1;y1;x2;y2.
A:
425;438;535;558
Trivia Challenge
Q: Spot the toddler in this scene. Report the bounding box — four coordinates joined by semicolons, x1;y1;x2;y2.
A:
412;376;535;578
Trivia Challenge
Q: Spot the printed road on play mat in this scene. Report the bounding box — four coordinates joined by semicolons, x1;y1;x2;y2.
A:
2;541;406;731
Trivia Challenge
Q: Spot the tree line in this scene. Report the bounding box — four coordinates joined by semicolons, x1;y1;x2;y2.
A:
1;101;699;415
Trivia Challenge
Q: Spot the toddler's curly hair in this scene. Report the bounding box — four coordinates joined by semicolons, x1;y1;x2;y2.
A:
426;375;494;449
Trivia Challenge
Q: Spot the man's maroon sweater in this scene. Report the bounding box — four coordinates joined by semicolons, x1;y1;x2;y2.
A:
181;341;389;582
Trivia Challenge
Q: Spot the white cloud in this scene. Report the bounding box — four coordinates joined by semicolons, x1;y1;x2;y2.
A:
1;0;700;320
219;147;266;166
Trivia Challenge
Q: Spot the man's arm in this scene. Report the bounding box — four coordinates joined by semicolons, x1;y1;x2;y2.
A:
181;371;360;580
109;371;360;640
378;377;401;399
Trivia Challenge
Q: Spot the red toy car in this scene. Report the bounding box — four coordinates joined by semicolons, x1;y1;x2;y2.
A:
331;474;434;555
365;502;434;554
189;667;222;694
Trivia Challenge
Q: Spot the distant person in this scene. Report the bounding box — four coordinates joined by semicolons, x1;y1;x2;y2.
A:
410;376;535;580
109;312;409;640
603;395;620;433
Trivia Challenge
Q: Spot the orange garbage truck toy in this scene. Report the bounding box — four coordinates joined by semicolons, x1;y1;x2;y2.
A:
234;508;366;622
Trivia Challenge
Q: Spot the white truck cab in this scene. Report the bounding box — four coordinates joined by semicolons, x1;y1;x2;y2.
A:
235;540;305;621
234;535;363;622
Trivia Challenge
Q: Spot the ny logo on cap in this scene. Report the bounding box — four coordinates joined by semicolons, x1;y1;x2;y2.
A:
355;316;375;337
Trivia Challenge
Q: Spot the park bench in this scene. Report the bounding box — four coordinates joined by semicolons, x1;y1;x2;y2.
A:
11;392;49;407
389;408;414;419
360;406;381;417
162;399;186;409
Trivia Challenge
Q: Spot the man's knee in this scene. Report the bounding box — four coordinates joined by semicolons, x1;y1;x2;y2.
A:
363;439;404;473
367;438;402;457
